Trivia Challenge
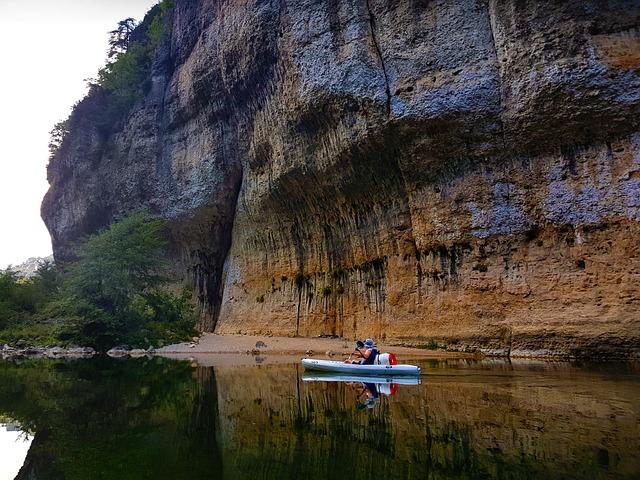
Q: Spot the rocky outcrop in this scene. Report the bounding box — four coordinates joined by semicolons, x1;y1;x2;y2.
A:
42;1;640;357
5;255;54;278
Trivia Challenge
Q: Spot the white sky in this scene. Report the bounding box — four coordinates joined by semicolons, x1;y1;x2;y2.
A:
0;424;31;480
0;0;158;269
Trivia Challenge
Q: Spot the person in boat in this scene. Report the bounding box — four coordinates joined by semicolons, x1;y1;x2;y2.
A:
344;338;378;364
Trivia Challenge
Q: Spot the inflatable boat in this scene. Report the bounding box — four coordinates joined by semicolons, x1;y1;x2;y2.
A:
302;373;421;385
301;358;421;376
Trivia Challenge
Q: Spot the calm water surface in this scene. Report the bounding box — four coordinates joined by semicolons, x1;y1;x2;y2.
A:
0;357;638;479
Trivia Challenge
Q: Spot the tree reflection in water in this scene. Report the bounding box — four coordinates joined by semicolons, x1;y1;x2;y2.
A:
0;358;222;479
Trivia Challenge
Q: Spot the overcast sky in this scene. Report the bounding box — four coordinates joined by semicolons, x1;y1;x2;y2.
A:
0;0;158;268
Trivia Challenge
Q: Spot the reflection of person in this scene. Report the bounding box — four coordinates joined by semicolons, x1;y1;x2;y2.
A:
344;339;378;364
355;382;379;410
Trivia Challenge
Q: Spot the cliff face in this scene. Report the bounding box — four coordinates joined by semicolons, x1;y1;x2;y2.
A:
42;0;640;357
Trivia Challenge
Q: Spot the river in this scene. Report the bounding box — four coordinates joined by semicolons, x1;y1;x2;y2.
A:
0;357;638;479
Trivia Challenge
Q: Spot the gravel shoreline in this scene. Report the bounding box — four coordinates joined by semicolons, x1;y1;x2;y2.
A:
0;334;468;362
0;344;96;360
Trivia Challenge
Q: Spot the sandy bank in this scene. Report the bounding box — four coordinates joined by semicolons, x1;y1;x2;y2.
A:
157;333;469;365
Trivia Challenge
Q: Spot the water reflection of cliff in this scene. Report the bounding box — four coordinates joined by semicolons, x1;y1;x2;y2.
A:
0;359;638;479
216;361;640;480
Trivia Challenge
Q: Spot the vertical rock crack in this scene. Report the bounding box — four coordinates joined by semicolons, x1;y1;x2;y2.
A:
486;1;507;149
365;0;391;117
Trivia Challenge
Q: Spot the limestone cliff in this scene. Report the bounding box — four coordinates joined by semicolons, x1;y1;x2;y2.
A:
42;0;640;358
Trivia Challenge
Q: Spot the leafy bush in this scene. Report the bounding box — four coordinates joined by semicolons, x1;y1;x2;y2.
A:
97;42;152;114
0;212;196;350
60;211;196;349
148;0;172;45
0;263;63;345
0;270;20;327
0;318;64;348
0;263;59;325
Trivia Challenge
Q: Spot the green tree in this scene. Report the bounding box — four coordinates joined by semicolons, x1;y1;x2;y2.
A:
96;3;172;117
48;118;70;159
98;41;151;113
0;263;63;344
61;211;195;349
106;17;138;61
66;211;165;312
0;270;19;327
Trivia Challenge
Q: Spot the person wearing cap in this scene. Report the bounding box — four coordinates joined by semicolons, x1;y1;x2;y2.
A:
344;338;378;364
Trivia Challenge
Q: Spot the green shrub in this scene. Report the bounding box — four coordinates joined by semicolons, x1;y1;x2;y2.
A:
0;263;60;327
0;270;20;327
60;211;195;349
97;42;152;114
147;0;172;45
0;211;195;350
0;318;65;347
0;263;65;345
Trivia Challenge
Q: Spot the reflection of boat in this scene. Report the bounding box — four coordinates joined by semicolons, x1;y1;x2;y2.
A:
303;372;420;408
301;358;421;376
302;373;421;385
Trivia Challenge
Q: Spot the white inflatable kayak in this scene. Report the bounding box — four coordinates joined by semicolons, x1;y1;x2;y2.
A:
301;358;421;376
302;373;421;385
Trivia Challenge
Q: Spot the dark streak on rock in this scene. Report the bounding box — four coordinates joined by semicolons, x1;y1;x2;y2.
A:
365;0;391;117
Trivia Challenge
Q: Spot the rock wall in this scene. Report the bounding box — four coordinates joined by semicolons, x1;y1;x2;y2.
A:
42;0;640;357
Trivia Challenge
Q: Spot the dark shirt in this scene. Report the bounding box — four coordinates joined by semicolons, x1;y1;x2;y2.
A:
361;348;378;365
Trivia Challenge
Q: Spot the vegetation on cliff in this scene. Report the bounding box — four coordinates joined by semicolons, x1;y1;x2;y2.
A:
48;1;172;160
0;212;195;349
97;1;171;115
